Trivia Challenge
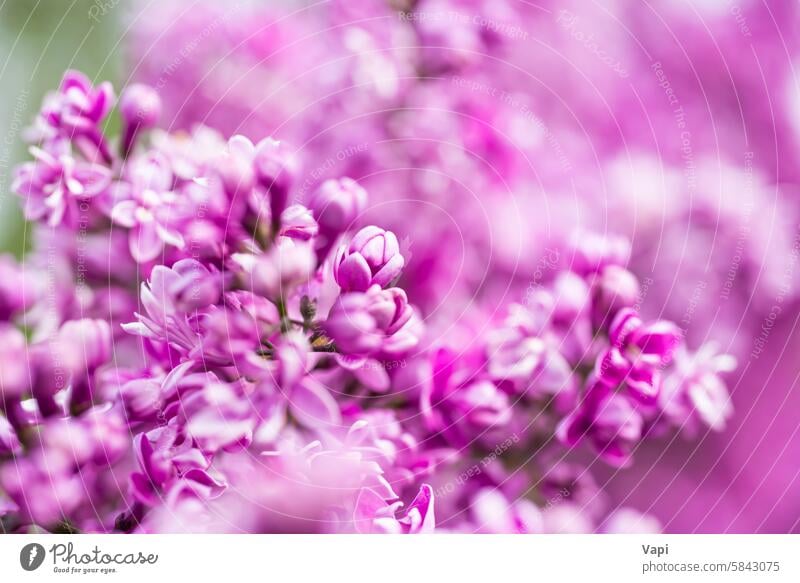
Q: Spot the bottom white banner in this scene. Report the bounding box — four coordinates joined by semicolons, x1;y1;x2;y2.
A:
0;535;797;582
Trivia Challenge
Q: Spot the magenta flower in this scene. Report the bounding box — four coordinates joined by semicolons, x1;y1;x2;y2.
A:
38;70;115;162
353;484;435;534
596;308;682;402
122;262;206;354
167;259;223;312
310;178;367;232
602;509;662;534
557;384;644;467
450;380;512;429
243;241;316;300
0;457;83;526
12;142;111;226
120;377;165;422
310;177;368;257
54;318;112;411
569;232;631;276
590;265;640;328
40;404;128;467
283;375;342;429
210;134;302;231
272;330;311;390
56;318;112;380
214;136;256;199
131;424;217;507
195;307;262;368
485;322;546;386
324;293;385;356
42;70;114;133
27;344;69;418
324;286;415;356
110;152;185;262
119;83;162;156
334;226;405;291
1;67;741;534
253;138;299;223
181;381;256;453
280;204;319;241
660;343;736;432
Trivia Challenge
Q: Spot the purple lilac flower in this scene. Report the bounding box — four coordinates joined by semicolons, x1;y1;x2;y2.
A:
253;138;299;225
122;263;204;353
660;343;736;433
309;177;368;259
35;70;115;162
353;484;435;534
12;141;111;226
334;226;405;292
181;381;257;452
243;240;316;301
596;308;682;403
0;69;741;534
557;383;645;468
109;0;800;532
280;204;319;241
119;83;162;157
110;152;186;263
324;285;416;357
590;265;640;328
56;318;112;381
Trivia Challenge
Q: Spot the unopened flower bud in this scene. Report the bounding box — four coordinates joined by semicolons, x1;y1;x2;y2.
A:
592;265;640;327
254;138;298;226
334;226;404;292
120;83;161;156
310;177;368;255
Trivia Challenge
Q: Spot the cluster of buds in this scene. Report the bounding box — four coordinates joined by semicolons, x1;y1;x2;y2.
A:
0;72;734;534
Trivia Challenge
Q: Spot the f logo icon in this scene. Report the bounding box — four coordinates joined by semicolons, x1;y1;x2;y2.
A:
20;543;46;571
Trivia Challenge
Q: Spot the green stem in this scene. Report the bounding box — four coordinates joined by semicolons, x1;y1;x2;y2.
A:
277;298;292;334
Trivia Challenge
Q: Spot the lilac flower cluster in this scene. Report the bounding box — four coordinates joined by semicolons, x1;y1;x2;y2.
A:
0;71;735;533
129;0;800;352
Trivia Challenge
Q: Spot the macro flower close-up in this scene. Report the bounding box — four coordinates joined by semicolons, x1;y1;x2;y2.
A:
1;3;800;569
